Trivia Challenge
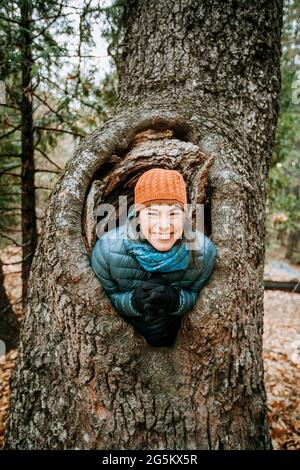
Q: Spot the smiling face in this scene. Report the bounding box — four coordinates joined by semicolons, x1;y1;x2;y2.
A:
138;203;185;252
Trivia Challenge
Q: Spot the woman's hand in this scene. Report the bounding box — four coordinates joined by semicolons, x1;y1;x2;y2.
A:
132;275;168;315
144;284;180;315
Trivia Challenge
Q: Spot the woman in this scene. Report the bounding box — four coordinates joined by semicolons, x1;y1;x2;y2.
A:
91;168;217;348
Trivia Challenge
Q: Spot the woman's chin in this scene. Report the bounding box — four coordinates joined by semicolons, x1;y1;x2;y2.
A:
149;238;175;251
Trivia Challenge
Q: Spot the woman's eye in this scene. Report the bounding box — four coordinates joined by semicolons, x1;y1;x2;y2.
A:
147;211;182;217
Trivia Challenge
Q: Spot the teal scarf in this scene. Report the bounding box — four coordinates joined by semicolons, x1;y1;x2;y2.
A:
124;237;191;272
124;207;191;272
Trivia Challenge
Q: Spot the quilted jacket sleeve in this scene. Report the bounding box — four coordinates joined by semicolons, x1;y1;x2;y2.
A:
91;237;143;318
169;236;217;317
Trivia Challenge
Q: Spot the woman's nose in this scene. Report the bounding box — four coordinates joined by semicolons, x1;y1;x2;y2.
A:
158;215;171;230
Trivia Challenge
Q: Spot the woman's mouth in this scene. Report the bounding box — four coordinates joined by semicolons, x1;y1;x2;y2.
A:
153;232;174;239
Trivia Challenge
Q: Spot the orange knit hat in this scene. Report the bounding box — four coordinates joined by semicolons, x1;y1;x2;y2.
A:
134;168;187;211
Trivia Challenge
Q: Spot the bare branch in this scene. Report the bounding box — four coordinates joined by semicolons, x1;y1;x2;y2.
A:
35;147;61;171
0;165;22;176
0;207;22;211
31;1;64;40
34;186;52;190
0;154;21;158
0;297;22;314
32;92;64;123
0;123;22;141
32;12;75;22
34;126;84;137
0;251;32;265
0;103;20;111
34;168;59;174
0;211;21;216
3;270;22;275
39;74;99;111
0;172;21;178
0;15;20;25
0;228;22;233
0;192;21;196
0;233;30;247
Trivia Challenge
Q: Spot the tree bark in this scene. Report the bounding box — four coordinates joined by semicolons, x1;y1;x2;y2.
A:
20;0;37;310
0;258;19;352
4;0;283;449
286;227;300;262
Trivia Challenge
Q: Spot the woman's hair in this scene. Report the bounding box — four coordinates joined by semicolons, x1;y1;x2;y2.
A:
125;203;202;268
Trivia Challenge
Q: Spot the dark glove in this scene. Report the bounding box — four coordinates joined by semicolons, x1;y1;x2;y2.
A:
145;284;180;314
132;273;168;315
129;273;182;347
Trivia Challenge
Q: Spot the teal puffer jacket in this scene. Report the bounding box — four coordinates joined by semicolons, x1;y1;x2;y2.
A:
90;212;217;322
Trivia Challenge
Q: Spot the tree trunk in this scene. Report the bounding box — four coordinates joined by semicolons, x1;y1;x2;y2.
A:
0;258;19;353
286;227;300;262
20;0;37;310
4;0;283;449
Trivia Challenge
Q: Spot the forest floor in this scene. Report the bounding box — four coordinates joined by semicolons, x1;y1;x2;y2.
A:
263;247;300;450
0;245;299;449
